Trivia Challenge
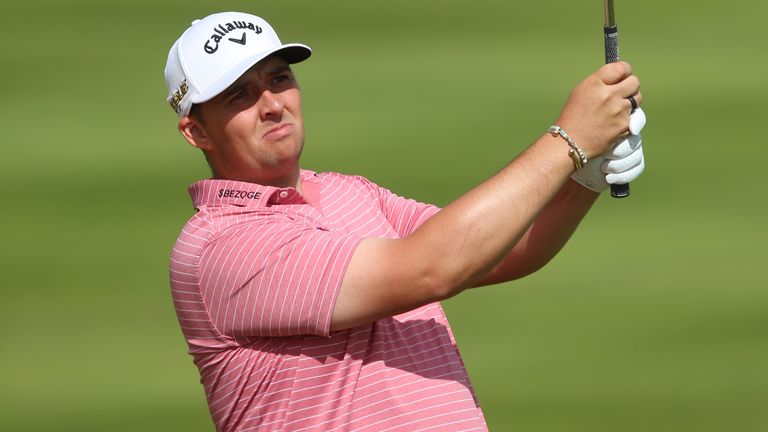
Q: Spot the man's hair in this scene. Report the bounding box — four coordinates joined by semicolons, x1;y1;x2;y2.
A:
189;103;204;123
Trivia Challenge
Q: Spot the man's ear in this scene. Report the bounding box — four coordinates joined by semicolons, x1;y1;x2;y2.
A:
178;116;214;151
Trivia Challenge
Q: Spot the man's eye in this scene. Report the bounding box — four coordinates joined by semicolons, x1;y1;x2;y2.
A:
272;74;291;85
231;90;248;101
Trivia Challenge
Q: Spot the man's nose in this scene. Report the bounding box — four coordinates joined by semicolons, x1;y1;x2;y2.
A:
258;90;284;121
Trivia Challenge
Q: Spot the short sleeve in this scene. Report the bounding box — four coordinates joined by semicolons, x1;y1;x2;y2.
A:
366;181;441;237
198;220;362;338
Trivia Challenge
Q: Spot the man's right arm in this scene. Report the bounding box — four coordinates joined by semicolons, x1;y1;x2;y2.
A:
330;62;641;332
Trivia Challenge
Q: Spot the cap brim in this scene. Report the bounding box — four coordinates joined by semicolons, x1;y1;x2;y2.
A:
191;43;311;104
274;44;312;64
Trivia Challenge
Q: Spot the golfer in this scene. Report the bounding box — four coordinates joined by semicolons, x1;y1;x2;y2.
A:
166;11;646;432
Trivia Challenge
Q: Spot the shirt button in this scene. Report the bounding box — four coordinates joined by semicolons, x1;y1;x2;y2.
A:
279;191;289;199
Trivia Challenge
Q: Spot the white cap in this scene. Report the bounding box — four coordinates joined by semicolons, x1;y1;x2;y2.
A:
164;12;311;117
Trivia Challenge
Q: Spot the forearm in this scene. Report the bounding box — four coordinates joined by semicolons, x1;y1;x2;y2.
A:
403;133;575;298
476;179;599;286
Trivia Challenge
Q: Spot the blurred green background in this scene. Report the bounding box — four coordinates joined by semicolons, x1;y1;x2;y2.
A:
2;0;766;430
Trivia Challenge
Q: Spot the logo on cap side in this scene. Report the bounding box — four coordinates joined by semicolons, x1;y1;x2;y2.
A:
169;79;189;113
204;21;263;54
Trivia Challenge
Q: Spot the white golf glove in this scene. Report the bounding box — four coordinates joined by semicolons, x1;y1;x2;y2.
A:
571;108;647;193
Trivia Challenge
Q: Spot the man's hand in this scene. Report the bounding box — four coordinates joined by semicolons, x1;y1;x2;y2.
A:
571;108;646;193
555;62;642;158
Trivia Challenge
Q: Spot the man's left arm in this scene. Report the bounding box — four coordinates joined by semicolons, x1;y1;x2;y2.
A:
476;179;599;285
477;109;646;285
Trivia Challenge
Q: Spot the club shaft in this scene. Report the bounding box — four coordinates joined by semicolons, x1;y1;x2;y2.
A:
603;0;630;198
604;0;616;26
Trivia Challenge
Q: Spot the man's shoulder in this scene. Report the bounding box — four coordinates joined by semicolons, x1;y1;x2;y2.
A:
309;170;384;197
175;204;282;245
309;170;374;186
170;207;218;258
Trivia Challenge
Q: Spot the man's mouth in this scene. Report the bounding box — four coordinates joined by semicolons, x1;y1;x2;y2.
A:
262;123;293;141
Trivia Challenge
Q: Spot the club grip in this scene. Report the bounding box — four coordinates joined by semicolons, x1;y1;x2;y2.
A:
604;25;630;198
604;25;620;63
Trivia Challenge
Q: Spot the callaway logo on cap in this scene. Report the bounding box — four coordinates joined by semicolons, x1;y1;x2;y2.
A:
164;12;312;117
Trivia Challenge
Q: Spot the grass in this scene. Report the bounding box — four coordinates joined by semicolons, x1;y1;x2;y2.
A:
2;0;766;430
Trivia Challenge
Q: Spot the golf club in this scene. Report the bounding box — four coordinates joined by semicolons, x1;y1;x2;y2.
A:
604;0;631;198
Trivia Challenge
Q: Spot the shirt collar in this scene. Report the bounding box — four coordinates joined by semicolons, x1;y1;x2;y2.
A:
189;169;320;209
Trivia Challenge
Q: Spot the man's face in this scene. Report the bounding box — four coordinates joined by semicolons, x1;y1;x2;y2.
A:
192;56;304;185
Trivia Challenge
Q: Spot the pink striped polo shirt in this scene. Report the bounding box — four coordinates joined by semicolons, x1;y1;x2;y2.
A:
170;169;487;431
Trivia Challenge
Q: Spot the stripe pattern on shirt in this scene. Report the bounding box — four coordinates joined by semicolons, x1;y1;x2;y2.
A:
170;170;487;431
